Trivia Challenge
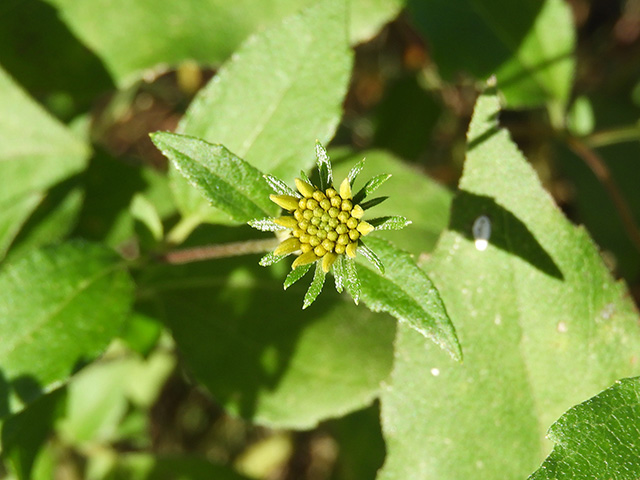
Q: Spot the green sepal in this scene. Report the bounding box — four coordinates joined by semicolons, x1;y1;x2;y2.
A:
358;241;385;274
259;251;287;266
264;174;299;197
284;263;313;290
332;256;346;293
353;173;391;203
342;256;361;305
315;142;333;191
299;169;312;184
359;196;388;210
303;262;326;309
347;158;366;186
248;218;287;232
368;216;412;231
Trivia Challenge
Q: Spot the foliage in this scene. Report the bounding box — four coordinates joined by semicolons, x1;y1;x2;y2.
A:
1;0;640;479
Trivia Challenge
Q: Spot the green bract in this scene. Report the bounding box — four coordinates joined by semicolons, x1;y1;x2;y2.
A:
249;142;410;308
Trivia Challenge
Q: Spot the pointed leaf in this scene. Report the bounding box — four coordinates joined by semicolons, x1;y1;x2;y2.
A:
152;132;277;223
0;241;134;417
356;237;461;361
528;377;640;480
173;0;352;224
303;262;326;309
284;263;313;290
378;90;640;480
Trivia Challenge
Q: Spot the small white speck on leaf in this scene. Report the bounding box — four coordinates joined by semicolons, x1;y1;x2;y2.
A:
557;321;568;333
472;215;491;252
430;368;440;377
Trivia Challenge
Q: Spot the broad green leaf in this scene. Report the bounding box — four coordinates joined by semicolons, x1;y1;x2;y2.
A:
0;241;134;417
0;66;89;259
142;257;395;429
45;0;396;87
332;149;452;256
378;90;640;479
152;132;277;223
173;0;352;225
357;237;461;361
529;377;640;480
407;0;575;108
529;377;640;479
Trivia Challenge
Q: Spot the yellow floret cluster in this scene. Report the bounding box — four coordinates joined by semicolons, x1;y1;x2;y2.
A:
269;177;374;273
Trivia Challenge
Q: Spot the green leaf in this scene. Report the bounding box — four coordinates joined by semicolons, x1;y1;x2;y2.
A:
0;241;134;417
378;90;640;479
143;257;395;429
528;377;640;479
151;132;277;223
357;237;461;361
407;0;575;108
302;263;326;309
0;66;89;259
284;263;313;290
46;0;395;87
173;0;352;225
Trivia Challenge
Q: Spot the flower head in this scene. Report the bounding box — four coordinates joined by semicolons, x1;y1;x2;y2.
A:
249;142;410;308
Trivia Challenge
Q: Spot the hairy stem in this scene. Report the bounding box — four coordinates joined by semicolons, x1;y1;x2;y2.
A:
158;238;280;264
566;136;640;253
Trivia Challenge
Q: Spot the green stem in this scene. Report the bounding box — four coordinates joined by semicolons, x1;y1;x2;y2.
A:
585;124;640;148
158;238;280;264
165;212;205;245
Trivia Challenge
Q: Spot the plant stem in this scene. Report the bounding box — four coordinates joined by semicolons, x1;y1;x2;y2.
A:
566;136;640;254
158;238;280;264
165;212;206;245
585;124;640;148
